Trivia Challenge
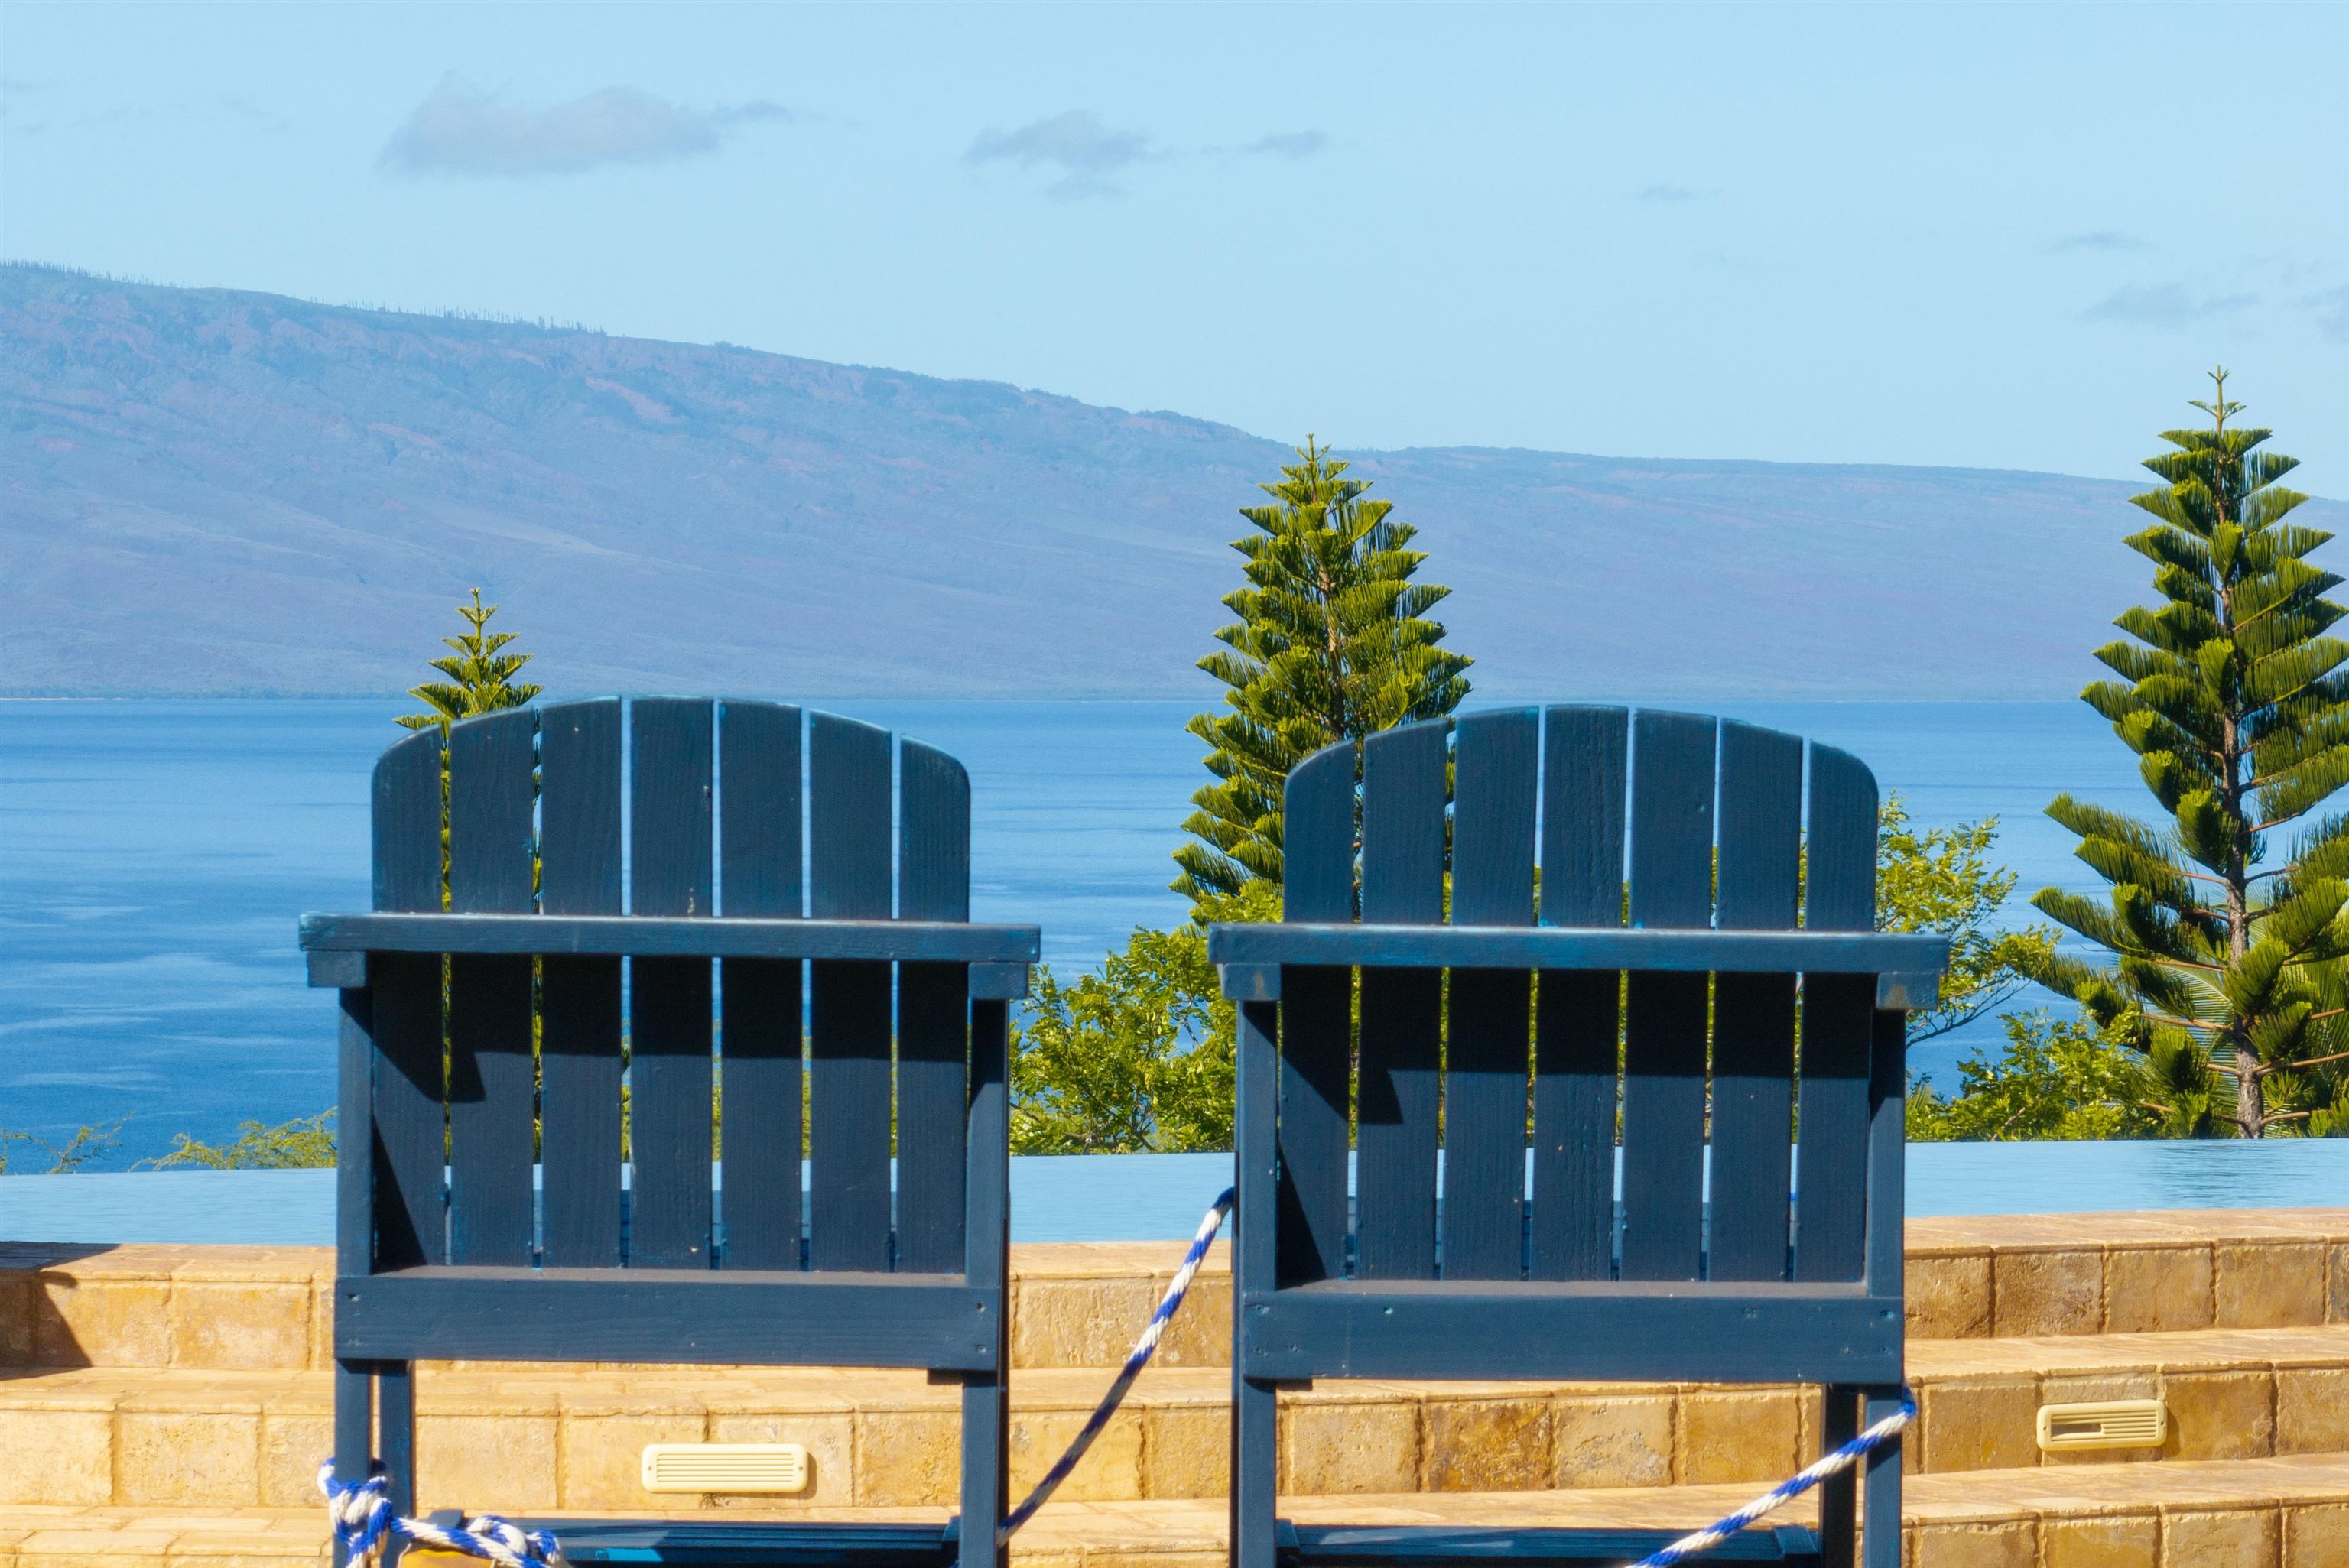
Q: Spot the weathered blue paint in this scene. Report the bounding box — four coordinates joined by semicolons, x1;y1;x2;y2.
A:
317;698;1022;1568
1217;706;1937;1568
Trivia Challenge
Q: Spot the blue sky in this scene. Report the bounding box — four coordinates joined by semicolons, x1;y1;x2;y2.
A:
2;2;2342;481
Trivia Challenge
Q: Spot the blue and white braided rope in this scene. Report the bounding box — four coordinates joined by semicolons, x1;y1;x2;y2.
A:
318;1462;562;1567
1626;1392;1915;1566
996;1186;1236;1544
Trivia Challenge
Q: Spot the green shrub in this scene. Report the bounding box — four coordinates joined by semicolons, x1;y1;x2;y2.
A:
0;1121;122;1173
1011;883;1278;1153
1907;1014;2161;1141
138;1111;337;1170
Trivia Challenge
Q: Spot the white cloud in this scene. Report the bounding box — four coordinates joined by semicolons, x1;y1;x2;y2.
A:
380;76;791;177
963;109;1155;201
2080;282;2260;326
1239;131;1327;160
2046;230;2150;255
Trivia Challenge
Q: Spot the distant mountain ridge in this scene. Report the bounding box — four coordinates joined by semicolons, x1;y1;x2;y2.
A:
6;264;2331;700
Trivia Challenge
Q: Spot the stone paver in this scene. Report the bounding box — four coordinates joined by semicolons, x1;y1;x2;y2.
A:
8;1321;2349;1508
1902;1208;2349;1343
13;1453;2344;1566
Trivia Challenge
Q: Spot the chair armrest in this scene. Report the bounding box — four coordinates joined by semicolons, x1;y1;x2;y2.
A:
1206;924;1946;1010
300;913;1040;988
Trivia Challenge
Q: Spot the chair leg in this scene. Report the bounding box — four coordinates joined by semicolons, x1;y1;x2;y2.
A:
1817;1385;1858;1568
333;1360;374;1565
1232;1374;1279;1568
1860;1386;1903;1568
379;1362;416;1518
962;1371;1010;1568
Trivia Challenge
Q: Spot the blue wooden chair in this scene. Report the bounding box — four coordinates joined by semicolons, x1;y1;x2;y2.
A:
302;699;1038;1567
1208;708;1946;1568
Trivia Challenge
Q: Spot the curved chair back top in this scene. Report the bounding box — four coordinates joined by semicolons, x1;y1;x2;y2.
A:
1265;704;1898;1288
358;697;988;1277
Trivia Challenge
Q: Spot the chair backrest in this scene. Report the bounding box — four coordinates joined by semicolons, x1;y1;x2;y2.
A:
1269;704;1891;1289
361;696;979;1276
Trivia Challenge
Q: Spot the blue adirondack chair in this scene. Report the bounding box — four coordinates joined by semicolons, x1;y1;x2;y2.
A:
1209;708;1946;1568
302;699;1038;1567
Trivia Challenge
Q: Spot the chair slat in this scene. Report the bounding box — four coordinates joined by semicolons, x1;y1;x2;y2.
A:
1796;743;1878;1284
1278;739;1356;1287
1708;721;1802;1282
1442;709;1537;1280
808;713;894;1271
1451;710;1538;927
374;729;447;915
718;701;804;1271
1538;707;1630;928
447;710;536;1267
1532;706;1628;1281
370;730;447;1268
1627;711;1717;927
1620;711;1715;1282
1361;722;1446;919
1354;722;1447;1281
539;700;625;1268
721;701;804;916
895;738;972;1274
630;699;716;1268
1285;739;1356;922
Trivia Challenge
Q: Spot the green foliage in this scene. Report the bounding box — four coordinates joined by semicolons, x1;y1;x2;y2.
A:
1906;1013;2163;1141
0;1121;123;1173
137;1111;338;1170
1174;441;1472;904
1875;794;2058;1042
1011;883;1279;1153
396;588;543;909
2027;370;2349;1136
397;588;542;732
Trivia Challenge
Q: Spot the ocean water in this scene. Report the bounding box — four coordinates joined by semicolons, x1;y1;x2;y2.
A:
0;698;2146;1167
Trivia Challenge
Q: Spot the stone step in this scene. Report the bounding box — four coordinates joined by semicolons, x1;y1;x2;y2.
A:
7;1325;2347;1512
1904;1207;2349;1342
7;1210;2346;1377
0;1240;1227;1375
1907;1323;2349;1475
8;1452;2349;1567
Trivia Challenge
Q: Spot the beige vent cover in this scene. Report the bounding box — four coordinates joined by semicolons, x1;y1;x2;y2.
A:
641;1442;811;1495
2035;1399;2166;1453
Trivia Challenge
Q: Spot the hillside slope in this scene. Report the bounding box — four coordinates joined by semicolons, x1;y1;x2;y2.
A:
8;265;2323;698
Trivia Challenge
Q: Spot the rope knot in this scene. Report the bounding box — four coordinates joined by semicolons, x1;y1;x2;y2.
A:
317;1462;560;1566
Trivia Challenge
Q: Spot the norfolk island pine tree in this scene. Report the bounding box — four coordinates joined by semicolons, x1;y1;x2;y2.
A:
1015;442;1477;1151
398;586;543;732
1173;438;1473;907
2032;371;2349;1137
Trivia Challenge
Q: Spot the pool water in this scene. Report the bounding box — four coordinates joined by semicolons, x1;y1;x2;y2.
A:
4;1138;2341;1248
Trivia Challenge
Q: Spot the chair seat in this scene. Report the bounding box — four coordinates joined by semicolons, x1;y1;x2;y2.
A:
1284;1522;1821;1565
335;1266;999;1369
1241;1281;1902;1385
417;1514;960;1566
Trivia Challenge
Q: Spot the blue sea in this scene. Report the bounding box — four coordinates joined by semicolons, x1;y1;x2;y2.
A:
0;698;2147;1167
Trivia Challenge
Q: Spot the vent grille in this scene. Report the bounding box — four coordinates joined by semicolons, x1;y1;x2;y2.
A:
2035;1398;2166;1452
641;1442;811;1495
